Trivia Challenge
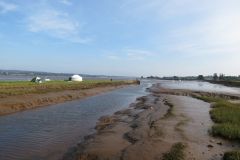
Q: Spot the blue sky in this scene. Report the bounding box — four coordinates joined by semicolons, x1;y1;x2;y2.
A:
0;0;240;76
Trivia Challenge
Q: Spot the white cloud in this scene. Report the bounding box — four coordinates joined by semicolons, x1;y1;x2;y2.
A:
121;0;240;19
27;9;90;43
125;49;155;60
0;1;17;14
121;0;240;57
28;10;77;34
120;0;210;19
168;10;240;56
60;0;72;6
105;49;156;60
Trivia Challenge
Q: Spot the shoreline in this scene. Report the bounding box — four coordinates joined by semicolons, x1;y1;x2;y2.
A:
206;80;240;88
0;83;137;116
64;84;240;160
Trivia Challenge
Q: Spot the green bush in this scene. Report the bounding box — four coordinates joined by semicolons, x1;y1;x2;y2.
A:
162;142;185;160
212;124;240;140
224;151;240;160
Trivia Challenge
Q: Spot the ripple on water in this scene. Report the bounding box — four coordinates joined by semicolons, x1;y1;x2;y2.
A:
0;80;152;160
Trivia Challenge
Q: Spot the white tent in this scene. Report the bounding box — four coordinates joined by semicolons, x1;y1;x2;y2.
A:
31;76;42;83
69;75;83;82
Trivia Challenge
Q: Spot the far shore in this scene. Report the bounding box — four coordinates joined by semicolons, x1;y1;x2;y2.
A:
0;80;139;116
206;80;240;88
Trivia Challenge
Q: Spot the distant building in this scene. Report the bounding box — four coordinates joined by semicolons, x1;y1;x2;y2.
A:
69;75;83;82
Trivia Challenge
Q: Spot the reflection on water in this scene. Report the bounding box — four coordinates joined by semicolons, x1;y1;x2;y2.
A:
159;80;240;95
0;80;152;160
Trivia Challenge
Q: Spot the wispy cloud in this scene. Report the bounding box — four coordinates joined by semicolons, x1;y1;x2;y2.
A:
0;1;17;14
28;10;78;35
125;49;155;60
60;0;72;6
27;9;90;43
120;0;240;57
120;0;209;19
168;9;240;56
106;49;156;60
106;55;120;60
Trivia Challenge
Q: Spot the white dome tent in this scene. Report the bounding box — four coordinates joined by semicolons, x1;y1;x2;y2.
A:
69;74;83;82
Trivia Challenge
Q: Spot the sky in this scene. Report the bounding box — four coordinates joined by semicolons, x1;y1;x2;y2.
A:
0;0;240;77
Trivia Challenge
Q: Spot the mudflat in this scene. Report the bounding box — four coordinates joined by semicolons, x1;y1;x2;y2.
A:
64;83;240;160
0;80;138;116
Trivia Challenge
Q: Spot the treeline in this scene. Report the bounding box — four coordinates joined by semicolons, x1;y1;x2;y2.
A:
210;73;240;81
205;73;240;87
146;73;240;81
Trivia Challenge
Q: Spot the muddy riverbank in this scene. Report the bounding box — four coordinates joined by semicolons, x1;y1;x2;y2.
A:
0;81;150;160
0;84;135;116
64;84;240;160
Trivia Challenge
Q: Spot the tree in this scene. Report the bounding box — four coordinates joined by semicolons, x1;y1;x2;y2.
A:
197;75;204;80
213;73;218;81
219;74;225;80
173;76;179;80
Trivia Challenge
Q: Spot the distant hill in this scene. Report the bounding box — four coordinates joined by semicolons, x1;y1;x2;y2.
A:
0;69;104;77
0;69;135;81
0;69;71;76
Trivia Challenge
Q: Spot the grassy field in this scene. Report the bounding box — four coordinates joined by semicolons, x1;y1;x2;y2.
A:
0;80;138;98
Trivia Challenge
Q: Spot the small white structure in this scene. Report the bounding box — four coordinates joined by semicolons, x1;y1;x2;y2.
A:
31;76;42;83
69;74;83;82
45;78;51;82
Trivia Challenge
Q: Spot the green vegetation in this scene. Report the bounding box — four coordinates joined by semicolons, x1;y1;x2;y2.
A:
195;95;240;140
197;75;204;80
223;151;240;160
162;142;186;160
0;80;137;98
194;95;240;158
208;80;240;87
206;73;240;87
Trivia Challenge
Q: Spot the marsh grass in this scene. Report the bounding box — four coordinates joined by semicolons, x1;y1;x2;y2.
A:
195;95;240;140
223;151;240;160
0;80;137;97
194;95;240;157
162;142;186;160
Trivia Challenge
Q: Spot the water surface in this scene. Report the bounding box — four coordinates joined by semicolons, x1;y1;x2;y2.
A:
159;80;240;95
0;80;152;160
